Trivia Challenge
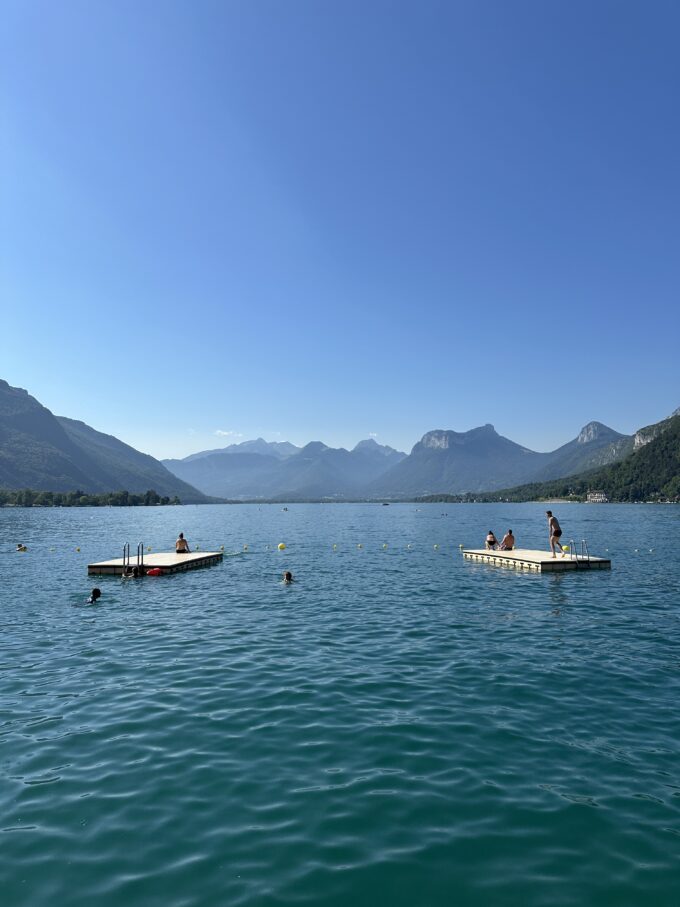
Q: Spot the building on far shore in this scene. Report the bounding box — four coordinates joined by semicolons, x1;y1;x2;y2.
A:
586;490;609;503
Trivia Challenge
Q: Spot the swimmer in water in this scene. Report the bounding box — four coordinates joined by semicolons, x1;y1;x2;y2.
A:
282;571;294;584
87;587;101;604
123;566;140;578
16;543;27;552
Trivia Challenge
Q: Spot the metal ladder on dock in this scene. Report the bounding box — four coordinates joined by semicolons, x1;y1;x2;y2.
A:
567;538;591;568
122;542;145;573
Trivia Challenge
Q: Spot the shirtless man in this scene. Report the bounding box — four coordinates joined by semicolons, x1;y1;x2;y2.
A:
499;529;515;551
546;511;564;558
175;532;190;553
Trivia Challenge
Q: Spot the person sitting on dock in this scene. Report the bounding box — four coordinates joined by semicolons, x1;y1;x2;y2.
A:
175;532;191;554
485;531;498;550
546;511;565;558
499;530;515;551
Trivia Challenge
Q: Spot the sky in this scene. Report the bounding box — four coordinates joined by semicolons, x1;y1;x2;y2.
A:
2;0;679;460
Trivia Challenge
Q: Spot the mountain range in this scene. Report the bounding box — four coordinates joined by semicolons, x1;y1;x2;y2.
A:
162;420;634;500
162;438;407;499
430;411;680;503
0;379;207;502
1;377;676;502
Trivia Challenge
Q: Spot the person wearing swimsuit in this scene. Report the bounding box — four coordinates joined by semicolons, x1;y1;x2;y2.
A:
485;531;498;550
175;532;190;554
546;511;564;558
499;530;515;551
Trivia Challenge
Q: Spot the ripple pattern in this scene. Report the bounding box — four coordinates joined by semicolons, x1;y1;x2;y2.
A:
1;503;680;906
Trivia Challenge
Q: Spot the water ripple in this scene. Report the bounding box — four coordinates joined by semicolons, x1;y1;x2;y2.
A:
2;503;680;906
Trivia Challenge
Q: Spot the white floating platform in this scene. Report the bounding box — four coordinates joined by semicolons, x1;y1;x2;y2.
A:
462;548;611;572
88;550;223;576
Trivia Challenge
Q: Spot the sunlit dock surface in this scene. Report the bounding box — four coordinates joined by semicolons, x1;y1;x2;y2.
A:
88;551;223;576
462;548;611;572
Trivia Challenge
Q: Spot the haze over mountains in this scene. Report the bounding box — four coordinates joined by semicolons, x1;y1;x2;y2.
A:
163;421;633;500
163;438;407;499
2;378;675;502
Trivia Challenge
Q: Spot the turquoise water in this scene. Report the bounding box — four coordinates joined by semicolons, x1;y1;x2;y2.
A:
2;502;679;906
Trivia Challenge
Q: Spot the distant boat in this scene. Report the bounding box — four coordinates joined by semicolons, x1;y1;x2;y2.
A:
382;502;390;506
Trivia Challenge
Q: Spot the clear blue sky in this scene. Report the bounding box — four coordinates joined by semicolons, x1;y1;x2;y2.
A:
2;0;679;459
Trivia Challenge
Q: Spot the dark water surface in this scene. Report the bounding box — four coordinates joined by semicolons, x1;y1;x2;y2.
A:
2;503;679;906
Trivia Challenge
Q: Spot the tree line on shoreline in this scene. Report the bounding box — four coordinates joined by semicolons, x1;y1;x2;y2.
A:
0;489;181;507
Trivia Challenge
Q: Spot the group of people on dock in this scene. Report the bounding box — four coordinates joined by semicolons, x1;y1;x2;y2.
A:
485;529;515;551
484;512;566;558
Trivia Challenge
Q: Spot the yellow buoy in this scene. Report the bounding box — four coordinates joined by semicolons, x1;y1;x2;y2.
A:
357;543;363;549
382;543;388;549
333;544;337;550
458;544;464;549
75;547;80;552
433;544;439;550
220;545;224;551
278;542;286;551
243;544;248;551
562;545;570;552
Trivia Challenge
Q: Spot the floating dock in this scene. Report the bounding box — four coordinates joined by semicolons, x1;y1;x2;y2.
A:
462;548;611;572
88;551;223;576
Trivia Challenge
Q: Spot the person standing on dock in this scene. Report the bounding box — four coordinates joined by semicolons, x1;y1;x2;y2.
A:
546;511;565;558
175;532;191;554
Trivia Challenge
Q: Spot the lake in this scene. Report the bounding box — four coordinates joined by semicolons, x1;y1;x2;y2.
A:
2;502;679;906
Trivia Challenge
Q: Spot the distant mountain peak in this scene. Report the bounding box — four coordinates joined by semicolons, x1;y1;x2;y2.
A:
0;378;25;394
577;421;606;444
300;441;329;455
420;425;497;450
576;421;625;444
353;439;405;457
